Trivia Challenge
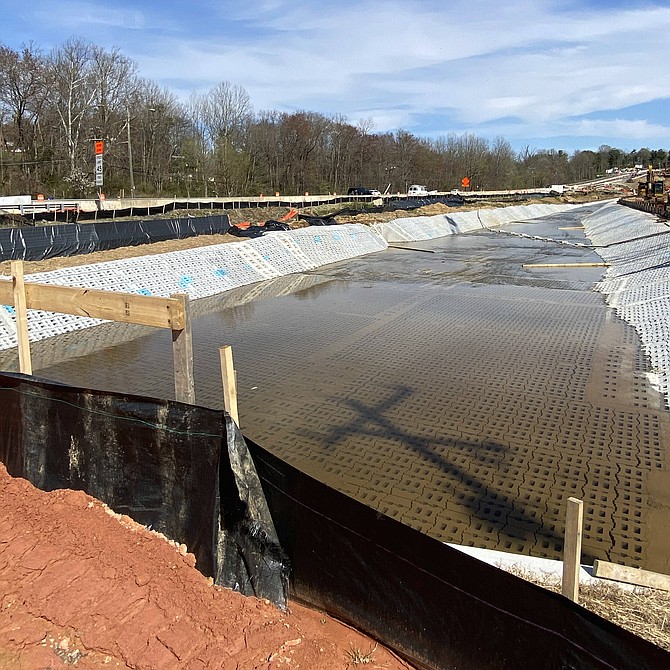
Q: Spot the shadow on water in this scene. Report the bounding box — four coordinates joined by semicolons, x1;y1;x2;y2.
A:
303;383;571;557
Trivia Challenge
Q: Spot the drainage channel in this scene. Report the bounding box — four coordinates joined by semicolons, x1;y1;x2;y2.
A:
8;210;670;573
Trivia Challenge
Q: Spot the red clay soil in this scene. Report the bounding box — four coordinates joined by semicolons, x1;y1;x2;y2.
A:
0;464;415;669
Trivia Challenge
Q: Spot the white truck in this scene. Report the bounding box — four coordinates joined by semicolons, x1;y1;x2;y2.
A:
408;184;428;196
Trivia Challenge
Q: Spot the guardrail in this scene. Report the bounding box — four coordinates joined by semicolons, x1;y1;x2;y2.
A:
16;201;81;218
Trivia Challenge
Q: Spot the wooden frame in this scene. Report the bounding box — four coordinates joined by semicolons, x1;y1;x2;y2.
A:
1;262;195;404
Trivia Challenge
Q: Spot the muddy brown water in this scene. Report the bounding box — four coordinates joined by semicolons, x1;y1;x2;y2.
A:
7;207;670;572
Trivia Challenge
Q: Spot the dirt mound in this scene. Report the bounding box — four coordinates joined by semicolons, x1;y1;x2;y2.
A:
0;463;413;669
0;210;32;228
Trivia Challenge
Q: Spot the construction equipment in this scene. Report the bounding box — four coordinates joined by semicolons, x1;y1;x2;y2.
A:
637;164;665;199
619;165;670;219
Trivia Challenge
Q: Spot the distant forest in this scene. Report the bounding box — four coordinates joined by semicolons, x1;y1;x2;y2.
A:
1;38;669;198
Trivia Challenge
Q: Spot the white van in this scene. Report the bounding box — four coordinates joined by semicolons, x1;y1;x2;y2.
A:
408;184;428;196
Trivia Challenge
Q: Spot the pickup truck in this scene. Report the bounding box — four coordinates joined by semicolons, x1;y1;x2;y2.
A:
408;184;429;196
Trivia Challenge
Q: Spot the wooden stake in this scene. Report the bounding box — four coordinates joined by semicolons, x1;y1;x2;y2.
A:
171;293;195;405
562;497;584;602
11;260;32;374
219;345;239;427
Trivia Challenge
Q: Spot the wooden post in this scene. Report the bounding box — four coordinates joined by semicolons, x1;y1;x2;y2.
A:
219;345;239;427
171;293;195;405
562;497;584;602
11;260;32;374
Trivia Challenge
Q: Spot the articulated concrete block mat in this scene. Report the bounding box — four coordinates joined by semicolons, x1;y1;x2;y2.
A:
586;201;670;399
373;202;582;242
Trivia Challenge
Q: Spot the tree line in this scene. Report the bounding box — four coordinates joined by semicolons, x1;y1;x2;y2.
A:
1;38;669;199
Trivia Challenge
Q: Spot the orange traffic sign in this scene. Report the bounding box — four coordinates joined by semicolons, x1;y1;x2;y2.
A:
461;176;470;188
94;140;104;155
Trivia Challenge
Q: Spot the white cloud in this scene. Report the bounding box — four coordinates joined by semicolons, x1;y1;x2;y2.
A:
30;0;147;32
3;0;670;148
569;118;670;140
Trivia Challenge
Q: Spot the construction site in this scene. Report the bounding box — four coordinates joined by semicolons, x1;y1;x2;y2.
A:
1;188;670;669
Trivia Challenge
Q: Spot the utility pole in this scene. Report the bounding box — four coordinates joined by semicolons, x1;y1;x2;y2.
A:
127;107;135;195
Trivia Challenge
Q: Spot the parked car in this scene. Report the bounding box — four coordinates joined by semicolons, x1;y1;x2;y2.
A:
348;187;381;196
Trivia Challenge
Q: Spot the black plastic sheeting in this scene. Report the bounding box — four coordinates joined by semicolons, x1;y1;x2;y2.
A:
0;372;667;669
227;220;292;238
0;372;288;609
246;439;670;670
298;214;338;226
0;214;230;262
228;224;266;238
386;195;466;210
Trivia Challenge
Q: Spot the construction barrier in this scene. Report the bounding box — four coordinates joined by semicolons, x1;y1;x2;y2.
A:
0;371;288;608
0;213;230;262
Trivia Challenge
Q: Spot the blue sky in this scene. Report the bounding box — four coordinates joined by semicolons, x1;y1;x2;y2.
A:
2;0;670;153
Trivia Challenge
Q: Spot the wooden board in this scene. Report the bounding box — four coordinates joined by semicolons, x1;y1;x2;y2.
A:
0;279;185;329
10;262;32;374
523;262;608;269
593;560;670;591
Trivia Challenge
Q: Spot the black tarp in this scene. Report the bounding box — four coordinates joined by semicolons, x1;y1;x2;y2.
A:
0;214;230;261
0;371;287;608
246;438;670;670
0;371;667;669
298;214;338;226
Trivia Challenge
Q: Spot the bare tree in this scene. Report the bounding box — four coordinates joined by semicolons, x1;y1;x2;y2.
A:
246;110;282;193
275;111;330;193
47;38;100;179
132;80;189;194
569;150;597;182
198;81;252;149
486;136;517;189
91;46;138;130
0;42;46;190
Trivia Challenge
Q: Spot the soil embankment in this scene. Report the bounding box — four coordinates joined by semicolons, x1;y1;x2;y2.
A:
0;462;413;669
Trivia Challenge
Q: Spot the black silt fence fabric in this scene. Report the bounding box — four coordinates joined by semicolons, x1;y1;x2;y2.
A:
0;214;230;261
246;438;670;670
0;372;287;608
1;370;666;668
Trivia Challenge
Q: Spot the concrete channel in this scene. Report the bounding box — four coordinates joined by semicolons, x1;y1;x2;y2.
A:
4;202;670;573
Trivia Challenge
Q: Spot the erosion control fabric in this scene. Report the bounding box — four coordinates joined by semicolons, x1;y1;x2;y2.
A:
0;372;287;609
0;213;230;261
